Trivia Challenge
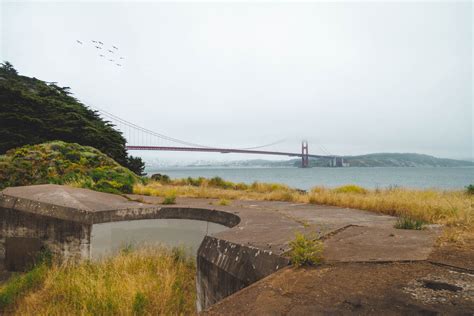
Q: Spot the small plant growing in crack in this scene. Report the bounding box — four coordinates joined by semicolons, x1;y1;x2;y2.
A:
289;232;324;267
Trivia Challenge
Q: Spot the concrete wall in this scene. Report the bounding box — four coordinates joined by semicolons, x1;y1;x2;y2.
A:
197;236;290;311
0;207;91;264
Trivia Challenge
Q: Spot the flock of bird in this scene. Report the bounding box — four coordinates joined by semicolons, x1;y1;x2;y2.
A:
76;40;124;67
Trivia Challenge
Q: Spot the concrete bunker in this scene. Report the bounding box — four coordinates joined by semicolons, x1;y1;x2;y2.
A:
0;184;289;310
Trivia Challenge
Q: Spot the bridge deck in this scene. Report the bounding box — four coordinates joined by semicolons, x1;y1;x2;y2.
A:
126;146;333;159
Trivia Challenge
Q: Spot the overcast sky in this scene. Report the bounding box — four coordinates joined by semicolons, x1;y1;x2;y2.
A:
1;1;472;161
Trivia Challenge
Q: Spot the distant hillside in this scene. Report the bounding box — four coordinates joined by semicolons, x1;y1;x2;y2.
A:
177;153;474;168
338;153;474;167
0;61;144;175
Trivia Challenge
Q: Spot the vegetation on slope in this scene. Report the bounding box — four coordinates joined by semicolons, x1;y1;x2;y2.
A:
0;247;196;315
340;153;474;167
135;177;473;243
0;141;140;194
0;61;144;175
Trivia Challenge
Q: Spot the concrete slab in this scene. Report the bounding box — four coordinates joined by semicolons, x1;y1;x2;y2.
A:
2;184;151;213
323;226;441;262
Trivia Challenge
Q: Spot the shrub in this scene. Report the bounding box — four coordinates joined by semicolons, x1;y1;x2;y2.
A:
288;232;324;267
150;173;170;183
162;192;176;205
208;176;234;189
333;185;368;194
466;184;474;195
0;141;140;194
394;216;425;230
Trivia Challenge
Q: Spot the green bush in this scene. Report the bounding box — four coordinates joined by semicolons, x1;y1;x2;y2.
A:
288;232;324;267
466;184;474;195
162;192;177;205
150;173;170;183
0;141;140;194
394;216;425;230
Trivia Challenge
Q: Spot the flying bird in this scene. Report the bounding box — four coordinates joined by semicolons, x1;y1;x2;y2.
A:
116;64;122;67
107;49;114;53
112;46;118;50
76;40;83;44
119;57;125;60
95;46;102;49
99;54;104;57
98;41;103;45
92;40;97;43
108;59;114;62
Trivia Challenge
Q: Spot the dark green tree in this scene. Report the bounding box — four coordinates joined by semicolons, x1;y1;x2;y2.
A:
0;61;145;175
127;156;146;176
0;61;17;75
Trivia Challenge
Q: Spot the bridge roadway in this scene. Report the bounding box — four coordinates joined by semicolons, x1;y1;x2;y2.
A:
125;145;334;159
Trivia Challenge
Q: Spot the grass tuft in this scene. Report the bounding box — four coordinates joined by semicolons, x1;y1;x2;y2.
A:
162;191;177;205
394;217;425;230
217;198;230;206
288;232;324;267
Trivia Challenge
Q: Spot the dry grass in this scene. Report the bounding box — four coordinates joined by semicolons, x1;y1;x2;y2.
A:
134;180;473;242
6;247;196;316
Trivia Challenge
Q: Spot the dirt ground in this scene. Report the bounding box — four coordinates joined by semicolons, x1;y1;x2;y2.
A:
205;240;474;315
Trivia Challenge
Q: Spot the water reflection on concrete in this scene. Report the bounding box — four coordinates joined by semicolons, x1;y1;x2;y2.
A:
91;219;228;259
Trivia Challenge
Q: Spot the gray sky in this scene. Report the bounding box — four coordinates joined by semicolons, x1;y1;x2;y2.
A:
1;1;472;162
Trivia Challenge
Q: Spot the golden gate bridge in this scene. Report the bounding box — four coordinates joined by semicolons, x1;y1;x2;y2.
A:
93;106;337;168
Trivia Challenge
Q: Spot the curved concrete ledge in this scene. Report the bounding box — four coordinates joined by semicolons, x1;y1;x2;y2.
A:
0;185;240;227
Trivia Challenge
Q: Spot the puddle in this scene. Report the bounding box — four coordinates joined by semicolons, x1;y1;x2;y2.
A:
91;219;228;259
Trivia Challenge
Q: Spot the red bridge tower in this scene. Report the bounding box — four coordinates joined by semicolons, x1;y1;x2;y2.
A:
301;140;309;168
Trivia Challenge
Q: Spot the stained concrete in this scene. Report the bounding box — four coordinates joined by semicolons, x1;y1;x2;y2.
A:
0;185;443;310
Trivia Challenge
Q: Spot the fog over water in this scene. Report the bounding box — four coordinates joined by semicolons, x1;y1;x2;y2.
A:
2;1;472;162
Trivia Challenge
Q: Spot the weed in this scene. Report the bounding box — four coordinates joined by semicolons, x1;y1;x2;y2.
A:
132;292;148;315
162;191;176;205
394;216;425;230
217;198;230;206
289;232;324;267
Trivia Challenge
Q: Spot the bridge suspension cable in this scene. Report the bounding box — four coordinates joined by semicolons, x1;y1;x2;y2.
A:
88;104;285;150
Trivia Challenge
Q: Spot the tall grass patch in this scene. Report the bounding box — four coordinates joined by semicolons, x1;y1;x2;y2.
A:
135;178;473;243
6;247;196;315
